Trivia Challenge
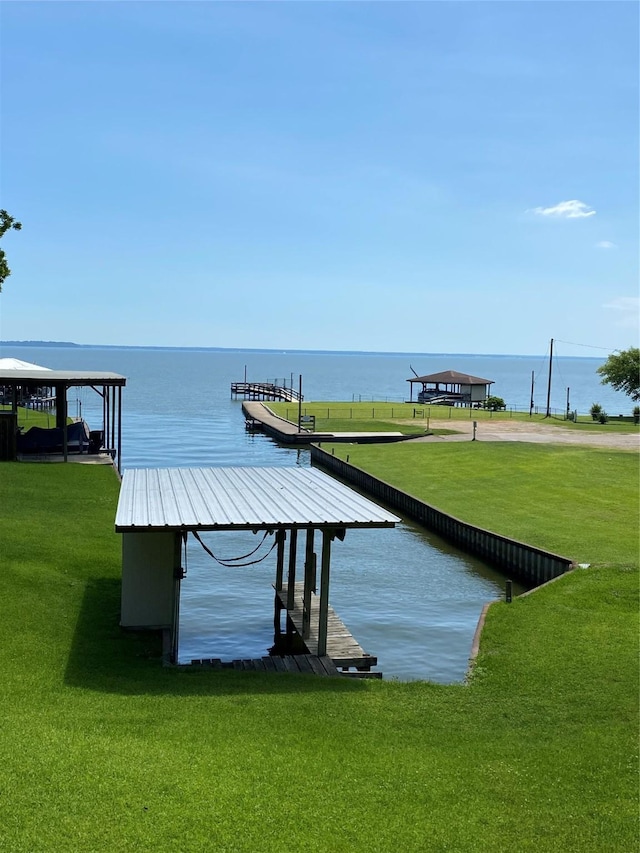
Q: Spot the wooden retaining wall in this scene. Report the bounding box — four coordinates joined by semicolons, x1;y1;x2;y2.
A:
310;445;573;587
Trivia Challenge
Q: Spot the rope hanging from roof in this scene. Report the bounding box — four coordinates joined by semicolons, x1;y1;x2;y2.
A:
191;529;277;568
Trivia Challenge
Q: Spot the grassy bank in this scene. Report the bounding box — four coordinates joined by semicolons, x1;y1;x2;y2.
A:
0;462;637;851
269;401;640;434
322;442;639;567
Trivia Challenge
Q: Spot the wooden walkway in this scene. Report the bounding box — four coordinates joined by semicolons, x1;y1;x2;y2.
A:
276;582;379;675
187;654;340;676
231;381;301;403
241;401;406;446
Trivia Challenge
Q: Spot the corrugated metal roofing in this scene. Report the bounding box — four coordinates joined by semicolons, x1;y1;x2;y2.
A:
115;467;400;531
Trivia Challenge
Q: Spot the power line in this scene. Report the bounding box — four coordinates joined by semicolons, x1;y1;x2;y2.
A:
554;338;620;353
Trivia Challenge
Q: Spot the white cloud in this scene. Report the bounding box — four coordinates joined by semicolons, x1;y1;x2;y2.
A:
603;297;640;329
595;240;617;249
531;199;596;218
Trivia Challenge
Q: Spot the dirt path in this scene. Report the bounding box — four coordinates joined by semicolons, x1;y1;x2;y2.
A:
409;418;640;451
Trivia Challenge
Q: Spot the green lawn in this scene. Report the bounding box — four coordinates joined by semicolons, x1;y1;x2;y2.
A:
323;442;639;567
269;401;640;434
0;403;67;430
0;462;637;851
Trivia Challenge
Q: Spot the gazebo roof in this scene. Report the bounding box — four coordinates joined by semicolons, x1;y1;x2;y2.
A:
407;370;494;386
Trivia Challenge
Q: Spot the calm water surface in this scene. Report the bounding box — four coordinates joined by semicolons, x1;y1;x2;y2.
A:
4;345;625;681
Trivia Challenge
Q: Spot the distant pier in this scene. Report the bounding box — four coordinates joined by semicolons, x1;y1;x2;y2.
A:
231;381;302;403
241;401;410;445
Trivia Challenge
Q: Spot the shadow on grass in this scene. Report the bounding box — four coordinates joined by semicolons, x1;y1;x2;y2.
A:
65;578;365;697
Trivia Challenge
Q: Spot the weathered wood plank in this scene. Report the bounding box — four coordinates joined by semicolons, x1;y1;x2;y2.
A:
275;582;377;670
185;653;358;677
306;655;328;676
295;655;315;674
318;656;340;676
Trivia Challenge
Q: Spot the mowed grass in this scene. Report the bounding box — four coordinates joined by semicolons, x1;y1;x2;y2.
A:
269;402;430;434
0;462;637;851
316;418;427;435
324;442;639;567
269;401;640;433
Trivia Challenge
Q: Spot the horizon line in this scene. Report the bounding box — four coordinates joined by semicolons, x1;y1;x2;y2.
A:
0;340;605;360
0;340;599;360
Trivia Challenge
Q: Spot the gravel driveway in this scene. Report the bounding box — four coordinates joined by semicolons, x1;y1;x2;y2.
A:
412;418;640;451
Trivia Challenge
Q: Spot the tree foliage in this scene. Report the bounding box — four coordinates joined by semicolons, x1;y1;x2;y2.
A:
0;209;22;292
483;395;506;411
597;347;640;402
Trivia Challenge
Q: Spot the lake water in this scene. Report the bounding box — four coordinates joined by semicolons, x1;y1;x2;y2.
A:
2;344;629;681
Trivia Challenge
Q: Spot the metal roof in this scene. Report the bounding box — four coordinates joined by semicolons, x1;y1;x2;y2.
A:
0;368;126;386
0;358;51;371
115;467;400;532
407;370;494;385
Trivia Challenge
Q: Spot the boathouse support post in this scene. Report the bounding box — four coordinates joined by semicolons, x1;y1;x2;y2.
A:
275;530;286;591
317;530;333;656
54;383;69;462
105;386;110;453
110;386;116;449
117;385;122;472
303;528;315;639
170;533;183;664
286;528;298;611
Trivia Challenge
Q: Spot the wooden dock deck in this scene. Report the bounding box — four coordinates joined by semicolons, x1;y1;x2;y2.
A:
276;582;379;675
187;654;340;676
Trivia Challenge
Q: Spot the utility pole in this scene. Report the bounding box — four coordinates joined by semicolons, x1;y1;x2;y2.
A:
529;371;535;417
545;338;554;418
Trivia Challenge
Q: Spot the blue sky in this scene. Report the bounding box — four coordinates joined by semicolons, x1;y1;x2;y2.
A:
1;1;638;356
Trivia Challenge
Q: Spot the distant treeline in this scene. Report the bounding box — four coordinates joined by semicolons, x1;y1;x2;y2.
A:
1;340;79;347
0;341;527;357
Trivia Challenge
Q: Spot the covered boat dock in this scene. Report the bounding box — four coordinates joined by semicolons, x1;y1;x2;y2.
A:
407;369;494;406
0;360;126;472
115;466;400;674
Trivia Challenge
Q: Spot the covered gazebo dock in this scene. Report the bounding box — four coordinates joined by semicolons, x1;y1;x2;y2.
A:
115;466;400;674
407;369;494;406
